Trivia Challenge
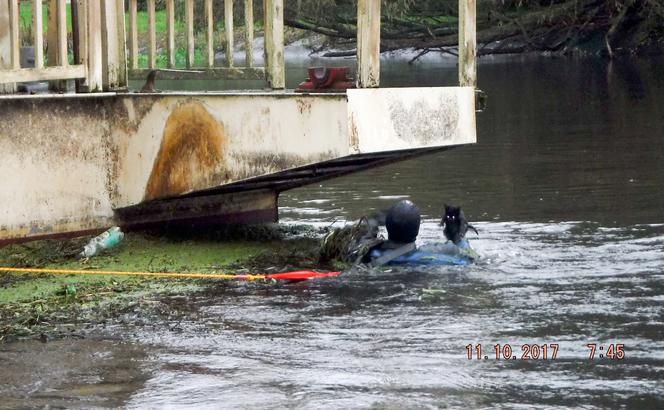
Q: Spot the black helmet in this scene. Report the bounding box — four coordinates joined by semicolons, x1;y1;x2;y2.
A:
385;200;421;243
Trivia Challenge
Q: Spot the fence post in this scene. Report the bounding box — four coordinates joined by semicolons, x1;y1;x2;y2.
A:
0;0;17;93
47;0;68;91
458;0;476;87
185;0;194;68
206;0;214;68
356;0;381;88
244;0;254;67
31;0;44;70
86;0;103;91
73;0;89;92
264;0;285;89
166;0;175;68
224;0;234;67
148;0;156;68
115;0;128;88
129;0;138;69
101;0;128;90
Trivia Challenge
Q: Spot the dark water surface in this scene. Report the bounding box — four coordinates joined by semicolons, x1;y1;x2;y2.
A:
4;55;664;409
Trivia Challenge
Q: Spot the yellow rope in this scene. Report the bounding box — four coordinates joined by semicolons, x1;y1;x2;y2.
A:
0;266;267;281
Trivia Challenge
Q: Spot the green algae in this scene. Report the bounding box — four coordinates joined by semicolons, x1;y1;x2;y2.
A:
0;225;326;341
0;232;268;304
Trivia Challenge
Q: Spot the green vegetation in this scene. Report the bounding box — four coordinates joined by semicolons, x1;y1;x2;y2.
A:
286;0;664;57
15;0;664;65
0;232;267;305
0;225;327;342
134;9;171;33
19;2;73;35
17;5;238;69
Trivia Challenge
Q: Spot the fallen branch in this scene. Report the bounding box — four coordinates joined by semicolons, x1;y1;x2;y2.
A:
605;2;630;58
291;0;661;57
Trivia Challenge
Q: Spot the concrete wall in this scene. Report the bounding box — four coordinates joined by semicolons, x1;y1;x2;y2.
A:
0;88;475;242
112;93;350;206
348;87;476;152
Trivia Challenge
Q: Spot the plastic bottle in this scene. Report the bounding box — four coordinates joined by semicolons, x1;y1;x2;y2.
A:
79;227;125;258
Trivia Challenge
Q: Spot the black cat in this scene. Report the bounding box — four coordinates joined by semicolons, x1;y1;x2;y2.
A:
440;204;478;244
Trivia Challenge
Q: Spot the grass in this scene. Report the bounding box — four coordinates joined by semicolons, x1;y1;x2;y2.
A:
17;6;234;68
19;2;73;33
134;9;188;34
16;5;306;71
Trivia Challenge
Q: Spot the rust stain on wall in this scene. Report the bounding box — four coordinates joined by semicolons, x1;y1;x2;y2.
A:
144;101;227;201
349;115;360;153
296;98;312;115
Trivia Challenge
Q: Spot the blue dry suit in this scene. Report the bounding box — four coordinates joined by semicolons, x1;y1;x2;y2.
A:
368;239;477;266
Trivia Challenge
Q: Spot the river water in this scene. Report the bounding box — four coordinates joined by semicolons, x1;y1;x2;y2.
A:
3;55;664;409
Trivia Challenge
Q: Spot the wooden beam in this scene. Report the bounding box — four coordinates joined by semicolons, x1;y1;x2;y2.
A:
57;0;67;65
244;0;254;67
114;0;128;88
224;0;234;67
128;67;266;81
186;0;194;68
356;0;381;88
86;0;103;91
166;0;175;68
101;0;118;80
74;0;89;91
46;1;59;66
9;0;20;70
33;0;44;69
458;0;476;87
148;0;156;68
47;0;69;66
206;0;214;68
0;0;16;93
101;0;127;90
129;0;138;69
263;0;284;89
0;65;87;84
47;0;68;91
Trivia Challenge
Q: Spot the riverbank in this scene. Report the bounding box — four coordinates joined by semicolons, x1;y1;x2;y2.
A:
0;225;328;343
288;0;664;60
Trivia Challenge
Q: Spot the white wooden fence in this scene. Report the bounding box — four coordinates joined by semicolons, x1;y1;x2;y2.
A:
126;0;284;88
0;0;126;92
0;0;475;93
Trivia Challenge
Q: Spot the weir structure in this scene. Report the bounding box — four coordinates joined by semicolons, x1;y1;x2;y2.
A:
0;0;477;244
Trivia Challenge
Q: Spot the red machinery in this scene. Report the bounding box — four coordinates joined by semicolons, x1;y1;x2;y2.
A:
296;67;355;92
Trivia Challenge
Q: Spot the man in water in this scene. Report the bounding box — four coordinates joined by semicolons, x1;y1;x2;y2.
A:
363;199;477;266
363;199;421;266
321;199;476;266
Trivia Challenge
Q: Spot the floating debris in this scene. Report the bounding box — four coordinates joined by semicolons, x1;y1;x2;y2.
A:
319;217;382;264
79;227;125;259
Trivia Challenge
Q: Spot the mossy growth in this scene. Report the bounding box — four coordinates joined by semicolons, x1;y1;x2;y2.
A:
0;224;330;300
0;223;330;341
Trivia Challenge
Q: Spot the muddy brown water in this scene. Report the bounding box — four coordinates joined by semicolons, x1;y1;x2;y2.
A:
3;55;664;409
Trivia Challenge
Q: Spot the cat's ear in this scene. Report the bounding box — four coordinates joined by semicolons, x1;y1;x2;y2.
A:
444;204;450;211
